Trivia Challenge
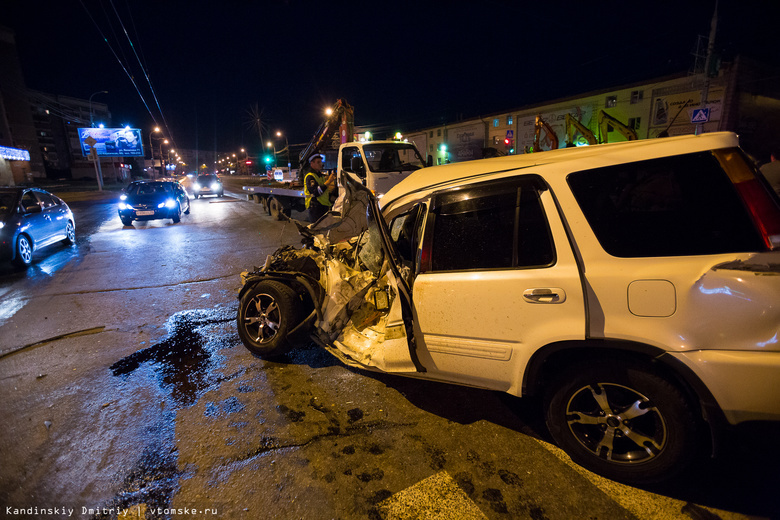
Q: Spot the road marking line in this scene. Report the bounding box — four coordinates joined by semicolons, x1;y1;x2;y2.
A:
377;470;487;519
533;438;750;520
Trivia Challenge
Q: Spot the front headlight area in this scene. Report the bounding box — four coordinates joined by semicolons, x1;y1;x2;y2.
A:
193;183;202;191
118;202;133;210
211;183;220;190
160;199;177;209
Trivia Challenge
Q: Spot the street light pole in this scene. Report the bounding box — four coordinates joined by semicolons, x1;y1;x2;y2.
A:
89;90;108;127
276;131;290;172
149;127;161;179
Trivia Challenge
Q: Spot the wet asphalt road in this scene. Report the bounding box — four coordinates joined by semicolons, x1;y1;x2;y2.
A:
0;178;778;520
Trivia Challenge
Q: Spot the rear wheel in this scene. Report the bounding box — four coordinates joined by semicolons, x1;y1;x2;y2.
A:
237;280;302;358
13;235;32;267
268;197;286;220
544;360;700;485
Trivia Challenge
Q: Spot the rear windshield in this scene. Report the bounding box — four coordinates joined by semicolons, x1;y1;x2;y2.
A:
567;150;765;257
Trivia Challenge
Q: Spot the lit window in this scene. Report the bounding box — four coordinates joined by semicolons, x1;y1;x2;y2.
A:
507;116;513;125
605;96;617;108
493;118;499;127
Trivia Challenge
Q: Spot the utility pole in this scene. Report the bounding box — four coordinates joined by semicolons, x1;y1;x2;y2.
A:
696;1;718;135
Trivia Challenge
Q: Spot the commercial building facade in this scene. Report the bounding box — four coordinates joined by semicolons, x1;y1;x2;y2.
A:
406;56;780;166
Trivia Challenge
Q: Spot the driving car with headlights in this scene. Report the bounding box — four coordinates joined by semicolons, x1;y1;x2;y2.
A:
235;132;780;485
118;180;190;226
192;174;223;199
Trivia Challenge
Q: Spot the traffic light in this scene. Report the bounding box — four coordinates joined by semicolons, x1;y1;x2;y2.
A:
504;138;515;154
263;155;272;164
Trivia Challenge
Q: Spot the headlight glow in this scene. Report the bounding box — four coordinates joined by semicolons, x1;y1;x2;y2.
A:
164;199;177;209
118;202;131;210
211;183;219;190
193;183;201;190
120;194;127;201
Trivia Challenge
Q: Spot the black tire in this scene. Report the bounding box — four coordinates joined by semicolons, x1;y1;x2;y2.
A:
172;204;181;223
13;235;32;267
63;220;75;244
121;217;133;226
184;200;190;214
237;280;302;358
544;360;700;485
194;193;199;199
268;197;286;220
218;191;223;198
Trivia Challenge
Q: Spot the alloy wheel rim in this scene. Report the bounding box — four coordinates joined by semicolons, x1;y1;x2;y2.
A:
565;382;667;464
243;293;281;344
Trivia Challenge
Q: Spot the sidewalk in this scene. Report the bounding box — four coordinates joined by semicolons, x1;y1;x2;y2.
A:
38;181;125;203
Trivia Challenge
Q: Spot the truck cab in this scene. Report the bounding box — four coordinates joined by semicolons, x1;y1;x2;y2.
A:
338;140;428;196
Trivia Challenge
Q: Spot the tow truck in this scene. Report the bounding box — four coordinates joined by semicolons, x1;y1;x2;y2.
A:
244;99;429;219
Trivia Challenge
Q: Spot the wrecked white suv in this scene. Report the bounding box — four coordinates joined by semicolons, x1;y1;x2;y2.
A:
236;132;780;484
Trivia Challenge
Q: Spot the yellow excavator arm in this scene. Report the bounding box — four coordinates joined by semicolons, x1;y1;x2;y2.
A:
597;110;638;143
533;115;559;152
564;113;597;146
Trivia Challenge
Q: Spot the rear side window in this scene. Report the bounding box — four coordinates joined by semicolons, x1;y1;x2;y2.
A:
427;177;554;271
568;151;765;257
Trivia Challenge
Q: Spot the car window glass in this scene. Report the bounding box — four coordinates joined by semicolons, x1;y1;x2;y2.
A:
21;192;40;211
341;147;361;174
37;192;59;208
567;150;765;257
389;204;424;265
429;179;554;271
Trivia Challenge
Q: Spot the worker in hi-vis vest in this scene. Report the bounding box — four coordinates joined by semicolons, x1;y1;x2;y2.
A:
303;154;336;222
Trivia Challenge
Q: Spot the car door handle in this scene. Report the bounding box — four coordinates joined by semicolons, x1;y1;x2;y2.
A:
523;288;566;304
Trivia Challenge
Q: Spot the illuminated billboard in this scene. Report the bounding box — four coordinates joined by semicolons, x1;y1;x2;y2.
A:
78;127;144;157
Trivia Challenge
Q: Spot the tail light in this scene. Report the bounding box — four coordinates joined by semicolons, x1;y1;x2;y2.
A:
715;149;780;250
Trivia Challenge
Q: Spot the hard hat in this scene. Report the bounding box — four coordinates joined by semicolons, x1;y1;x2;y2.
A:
310;154;324;162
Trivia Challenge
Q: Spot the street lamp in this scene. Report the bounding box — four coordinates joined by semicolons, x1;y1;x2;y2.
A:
276;131;290;171
148;127;162;178
89;90;108;127
160;139;169;175
266;140;277;167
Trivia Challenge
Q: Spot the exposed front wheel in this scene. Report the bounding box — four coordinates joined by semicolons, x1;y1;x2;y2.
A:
121;217;133;226
13;235;32;267
63;220;75;244
237;280;302;358
544;360;700;485
172;204;181;223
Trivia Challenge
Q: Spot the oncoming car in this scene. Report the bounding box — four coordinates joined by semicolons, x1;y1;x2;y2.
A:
118;180;190;226
0;186;75;267
235;132;780;485
192;174;223;199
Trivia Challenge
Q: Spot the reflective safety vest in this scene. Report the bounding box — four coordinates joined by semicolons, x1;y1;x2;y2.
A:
304;170;332;209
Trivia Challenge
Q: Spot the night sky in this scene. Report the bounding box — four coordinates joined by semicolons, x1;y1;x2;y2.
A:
6;0;780;155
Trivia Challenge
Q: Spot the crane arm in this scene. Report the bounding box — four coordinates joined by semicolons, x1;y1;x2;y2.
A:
299;99;355;168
